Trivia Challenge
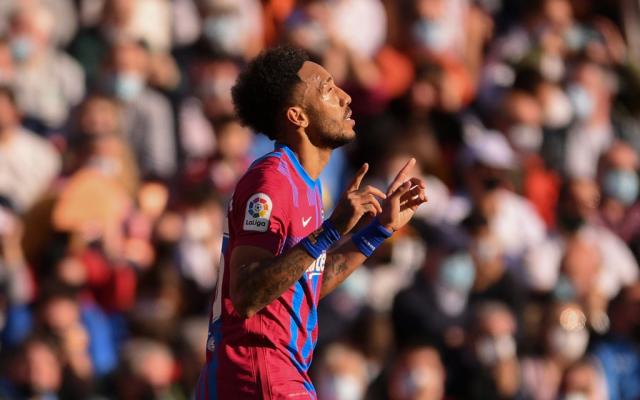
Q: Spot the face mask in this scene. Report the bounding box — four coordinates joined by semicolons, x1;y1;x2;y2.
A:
603;169;639;206
185;213;212;241
396;367;440;398
340;267;369;304
203;15;246;56
543;90;573;128
539;54;565;82
294;21;329;55
553;275;577;301
412;19;450;51
563;392;589;400
508;123;543;153
475;334;517;366
567;84;594;121
564;26;587;51
112;72;144;102
320;375;364;400
548;326;589;362
10;35;33;62
438;253;475;292
199;78;235;101
88;156;121;176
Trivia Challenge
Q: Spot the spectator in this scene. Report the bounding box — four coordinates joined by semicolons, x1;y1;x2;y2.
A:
0;335;67;399
315;342;369;400
0;86;61;212
8;2;85;132
521;302;590;400
463;302;521;399
115;337;181;399
387;345;446;400
101;39;176;178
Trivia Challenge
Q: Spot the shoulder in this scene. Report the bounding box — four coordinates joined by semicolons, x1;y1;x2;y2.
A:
236;152;289;191
233;153;294;206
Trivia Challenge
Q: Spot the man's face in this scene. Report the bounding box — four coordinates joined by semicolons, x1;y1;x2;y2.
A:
296;61;355;149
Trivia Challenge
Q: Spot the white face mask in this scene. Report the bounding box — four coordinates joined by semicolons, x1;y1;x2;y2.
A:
203;14;247;56
320;374;364;400
396;367;442;399
476;334;517;366
548;326;589;362
544;89;574;128
567;84;595;121
508;123;543;153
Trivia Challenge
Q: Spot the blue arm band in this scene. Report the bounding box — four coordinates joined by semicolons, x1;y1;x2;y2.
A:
351;219;393;257
300;220;342;259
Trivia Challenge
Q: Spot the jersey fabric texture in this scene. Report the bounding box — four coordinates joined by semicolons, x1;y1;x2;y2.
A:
195;144;326;399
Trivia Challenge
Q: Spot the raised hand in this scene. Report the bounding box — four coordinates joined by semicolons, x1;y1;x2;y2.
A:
379;158;427;232
328;163;387;235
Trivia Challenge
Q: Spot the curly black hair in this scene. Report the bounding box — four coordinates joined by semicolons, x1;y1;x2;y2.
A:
231;46;309;140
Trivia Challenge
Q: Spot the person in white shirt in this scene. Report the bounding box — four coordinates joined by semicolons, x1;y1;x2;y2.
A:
0;86;60;212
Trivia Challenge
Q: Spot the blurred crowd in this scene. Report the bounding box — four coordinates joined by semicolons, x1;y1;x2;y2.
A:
0;0;640;399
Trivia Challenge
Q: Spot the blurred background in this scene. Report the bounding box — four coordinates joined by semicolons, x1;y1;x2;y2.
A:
0;0;640;399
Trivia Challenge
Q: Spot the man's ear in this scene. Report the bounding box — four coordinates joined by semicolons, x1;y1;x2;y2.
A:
286;106;309;128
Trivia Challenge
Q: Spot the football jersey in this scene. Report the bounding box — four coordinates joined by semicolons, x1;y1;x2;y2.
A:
196;144;326;399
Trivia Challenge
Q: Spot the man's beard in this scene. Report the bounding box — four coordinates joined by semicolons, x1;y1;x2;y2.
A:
307;109;355;149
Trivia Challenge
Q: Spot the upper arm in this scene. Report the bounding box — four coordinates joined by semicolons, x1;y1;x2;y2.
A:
227;166;292;303
228;245;274;305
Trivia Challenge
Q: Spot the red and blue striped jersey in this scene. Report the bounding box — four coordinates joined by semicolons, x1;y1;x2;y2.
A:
196;144;326;399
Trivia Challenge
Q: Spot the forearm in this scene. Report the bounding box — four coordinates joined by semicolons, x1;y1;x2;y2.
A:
320;241;367;299
233;244;316;318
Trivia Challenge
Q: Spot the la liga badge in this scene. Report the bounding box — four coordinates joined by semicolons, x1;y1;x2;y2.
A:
243;193;273;232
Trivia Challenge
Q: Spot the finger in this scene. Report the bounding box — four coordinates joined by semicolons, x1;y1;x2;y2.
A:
365;194;383;215
348;163;369;191
359;185;387;200
363;203;379;216
400;186;424;203
386;158;416;196
403;195;428;210
357;193;382;215
407;176;426;189
390;181;413;208
401;189;428;209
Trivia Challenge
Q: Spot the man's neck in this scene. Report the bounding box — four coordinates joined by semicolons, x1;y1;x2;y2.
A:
284;137;332;181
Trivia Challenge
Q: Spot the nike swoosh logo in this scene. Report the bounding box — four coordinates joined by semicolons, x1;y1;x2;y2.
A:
302;216;312;227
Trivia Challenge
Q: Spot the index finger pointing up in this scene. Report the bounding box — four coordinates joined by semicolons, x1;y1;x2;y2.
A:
348;163;369;191
386;158;416;196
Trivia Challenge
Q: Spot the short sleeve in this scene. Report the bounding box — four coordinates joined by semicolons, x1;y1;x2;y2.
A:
231;168;291;255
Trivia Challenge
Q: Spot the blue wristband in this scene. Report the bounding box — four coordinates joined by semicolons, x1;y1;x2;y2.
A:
352;219;393;257
300;220;342;259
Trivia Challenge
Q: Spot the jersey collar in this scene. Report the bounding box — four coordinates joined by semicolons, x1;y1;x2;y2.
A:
275;143;320;189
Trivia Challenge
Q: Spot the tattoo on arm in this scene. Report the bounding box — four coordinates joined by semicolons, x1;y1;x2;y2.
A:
322;254;349;286
236;247;313;315
320;253;351;298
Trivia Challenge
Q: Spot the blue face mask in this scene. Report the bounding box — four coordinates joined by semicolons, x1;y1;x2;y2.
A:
553;275;577;301
203;15;245;55
10;36;33;62
603;169;639;206
438;253;475;291
112;72;144;102
412;19;449;51
567;84;594;120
